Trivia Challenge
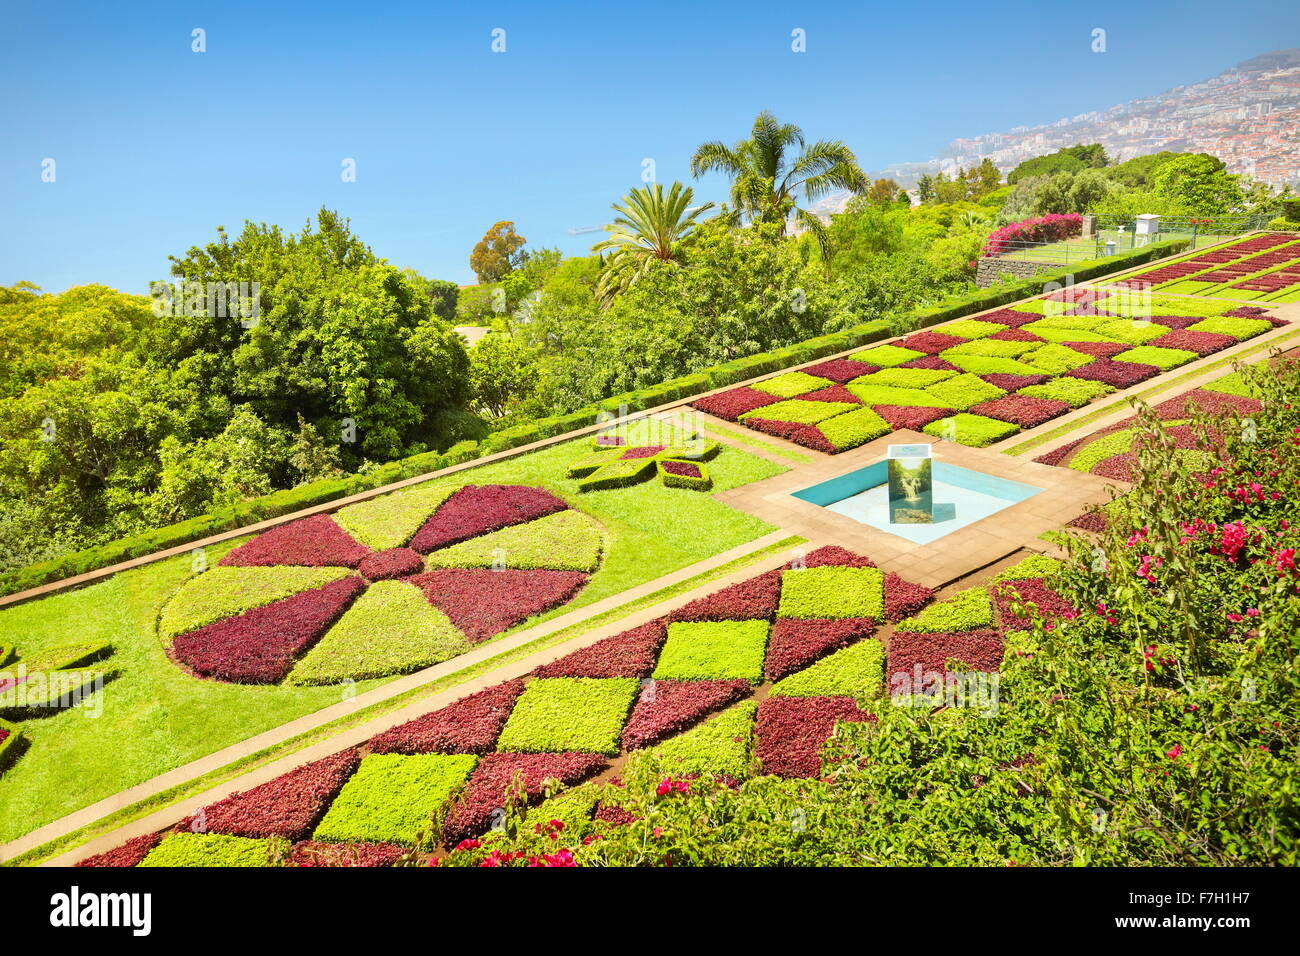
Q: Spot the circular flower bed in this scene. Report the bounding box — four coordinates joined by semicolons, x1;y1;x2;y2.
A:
158;484;604;686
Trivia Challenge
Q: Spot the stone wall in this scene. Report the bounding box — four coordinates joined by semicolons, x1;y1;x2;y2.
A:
976;256;1068;288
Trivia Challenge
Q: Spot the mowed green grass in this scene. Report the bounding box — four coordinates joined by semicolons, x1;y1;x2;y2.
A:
0;435;785;844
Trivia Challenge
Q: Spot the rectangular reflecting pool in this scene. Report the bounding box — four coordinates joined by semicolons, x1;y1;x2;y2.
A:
792;460;1044;544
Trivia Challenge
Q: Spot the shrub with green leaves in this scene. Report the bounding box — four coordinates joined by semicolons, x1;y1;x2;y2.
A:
333;483;458;551
497;677;639;753
1112;346;1198;371
1187;316;1272;340
1022;343;1095;374
566;447;626;477
925;373;1005;411
777;566;884;620
936;319;1004;340
576;457;656;491
894;587;993;633
653;620;770;682
1095;319;1167;345
139;832;275;868
159;566;351;641
924;413;1019;447
942;354;1044;376
850;344;925;367
739;399;857;425
751;370;834;398
313;753;479;847
626;702;757;781
846;382;955;408
868;367;958;388
819;407;891;451
993;554;1062;582
1017;378;1113;408
771;640;884;700
424;510;603;572
285;580;470;685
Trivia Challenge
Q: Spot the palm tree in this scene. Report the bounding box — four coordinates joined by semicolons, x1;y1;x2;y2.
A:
690;111;869;256
592;181;715;305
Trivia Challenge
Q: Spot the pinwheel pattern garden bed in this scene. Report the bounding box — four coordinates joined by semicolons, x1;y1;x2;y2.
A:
157;484;603;685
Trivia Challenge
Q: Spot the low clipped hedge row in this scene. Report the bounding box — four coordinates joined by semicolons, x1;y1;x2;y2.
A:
1;240;1188;599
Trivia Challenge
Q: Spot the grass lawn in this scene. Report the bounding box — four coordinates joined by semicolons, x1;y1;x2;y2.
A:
0;433;784;844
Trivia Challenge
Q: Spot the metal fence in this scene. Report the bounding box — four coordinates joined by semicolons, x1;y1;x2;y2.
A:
989;214;1273;265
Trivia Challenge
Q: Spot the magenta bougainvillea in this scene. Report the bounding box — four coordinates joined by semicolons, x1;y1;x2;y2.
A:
369;680;526;755
691;387;782;421
410;568;589;643
220;514;371;568
179;750;362;841
970;395;1072;429
764;619;875;681
533;621;667;679
443;752;606;844
410;485;569;553
621;679;751;749
756;696;874;778
171;577;365;683
982;214;1082;257
993;578;1077;629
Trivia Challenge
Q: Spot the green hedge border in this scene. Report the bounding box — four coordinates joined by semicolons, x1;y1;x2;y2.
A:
0;239;1188;599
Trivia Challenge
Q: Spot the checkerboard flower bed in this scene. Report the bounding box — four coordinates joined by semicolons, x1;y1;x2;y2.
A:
158;484;601;685
886;629;1005;685
288;841;405;867
691;387;781;421
1067;358;1161;388
969;395;1071;429
993;578;1076;629
75;832;164;868
79;544;939;863
139;832;273;868
802;358;879;383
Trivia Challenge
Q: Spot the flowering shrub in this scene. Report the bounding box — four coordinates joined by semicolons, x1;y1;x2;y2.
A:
982;214;1082;257
179;750;361;840
621;679;751;749
369;680;526;755
170;577;366;683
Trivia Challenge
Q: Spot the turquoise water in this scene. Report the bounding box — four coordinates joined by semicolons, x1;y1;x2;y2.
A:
793;461;1043;545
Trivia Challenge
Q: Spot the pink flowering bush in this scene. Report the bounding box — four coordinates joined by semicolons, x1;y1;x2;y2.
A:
982;214;1082;257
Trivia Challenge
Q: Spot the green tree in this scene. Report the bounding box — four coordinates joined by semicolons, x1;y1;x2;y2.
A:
161;209;472;460
1150;155;1246;215
467;332;543;424
690;111;868;254
470;221;527;283
916;174;936;204
591;182;715;305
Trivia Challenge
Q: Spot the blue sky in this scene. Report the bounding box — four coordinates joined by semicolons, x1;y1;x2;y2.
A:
2;0;1298;293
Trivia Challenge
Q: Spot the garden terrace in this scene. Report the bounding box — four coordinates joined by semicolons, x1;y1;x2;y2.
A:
1102;232;1300;302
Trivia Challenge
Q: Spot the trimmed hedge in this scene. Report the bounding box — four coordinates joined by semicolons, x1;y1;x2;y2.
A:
0;716;22;776
3;240;1187;599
